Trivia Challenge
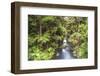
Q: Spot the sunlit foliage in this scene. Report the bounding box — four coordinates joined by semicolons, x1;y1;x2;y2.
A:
28;15;88;60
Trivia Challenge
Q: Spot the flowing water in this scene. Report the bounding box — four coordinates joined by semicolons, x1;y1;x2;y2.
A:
55;39;75;59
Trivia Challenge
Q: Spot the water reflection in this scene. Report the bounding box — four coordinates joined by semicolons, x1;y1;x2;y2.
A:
55;39;75;59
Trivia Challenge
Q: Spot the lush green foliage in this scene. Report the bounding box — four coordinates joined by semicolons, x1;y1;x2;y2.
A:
28;15;88;60
66;17;88;58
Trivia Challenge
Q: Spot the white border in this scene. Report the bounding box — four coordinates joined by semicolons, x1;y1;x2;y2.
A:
20;6;95;70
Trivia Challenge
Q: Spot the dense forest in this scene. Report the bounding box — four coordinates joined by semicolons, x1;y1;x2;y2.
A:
28;15;88;60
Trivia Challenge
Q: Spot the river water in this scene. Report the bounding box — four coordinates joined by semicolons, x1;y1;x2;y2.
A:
55;39;75;59
56;47;74;59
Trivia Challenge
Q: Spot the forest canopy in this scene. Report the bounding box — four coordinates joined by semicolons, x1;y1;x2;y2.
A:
28;15;88;60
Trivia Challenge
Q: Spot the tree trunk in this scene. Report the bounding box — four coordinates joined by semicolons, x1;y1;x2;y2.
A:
39;16;42;36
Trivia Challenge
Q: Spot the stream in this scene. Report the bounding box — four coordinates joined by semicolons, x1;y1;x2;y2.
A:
55;39;75;59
